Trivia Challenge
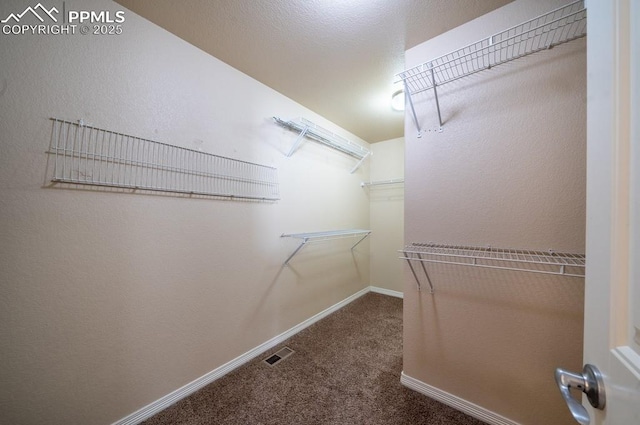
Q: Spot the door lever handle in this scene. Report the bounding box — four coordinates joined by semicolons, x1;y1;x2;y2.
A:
554;364;606;425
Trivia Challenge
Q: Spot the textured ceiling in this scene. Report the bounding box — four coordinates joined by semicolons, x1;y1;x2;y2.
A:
115;0;512;143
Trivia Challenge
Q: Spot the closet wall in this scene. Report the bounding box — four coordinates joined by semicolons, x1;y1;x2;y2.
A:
0;1;370;424
368;137;404;293
402;0;585;424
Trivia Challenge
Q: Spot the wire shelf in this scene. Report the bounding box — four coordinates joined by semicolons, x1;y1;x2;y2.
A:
396;0;586;130
281;229;371;265
400;242;585;292
361;178;404;187
48;118;280;201
273;117;371;173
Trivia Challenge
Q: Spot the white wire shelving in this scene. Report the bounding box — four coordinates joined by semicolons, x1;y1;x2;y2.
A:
48;118;280;201
281;229;371;265
273;117;371;173
360;178;404;188
400;242;585;292
395;0;587;133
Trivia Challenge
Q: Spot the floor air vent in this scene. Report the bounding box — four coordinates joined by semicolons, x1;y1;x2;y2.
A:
263;347;294;366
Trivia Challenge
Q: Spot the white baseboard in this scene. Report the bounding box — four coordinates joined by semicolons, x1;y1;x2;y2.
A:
400;372;520;425
112;286;371;425
369;286;403;299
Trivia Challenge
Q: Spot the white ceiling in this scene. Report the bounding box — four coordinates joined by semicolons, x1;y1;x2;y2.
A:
115;0;512;143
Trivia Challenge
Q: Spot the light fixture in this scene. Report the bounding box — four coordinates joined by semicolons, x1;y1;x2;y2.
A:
391;89;405;111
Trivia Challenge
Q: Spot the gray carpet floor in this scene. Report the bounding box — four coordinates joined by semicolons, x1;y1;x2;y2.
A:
142;293;487;425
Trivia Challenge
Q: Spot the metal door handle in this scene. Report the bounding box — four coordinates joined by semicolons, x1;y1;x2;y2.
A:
554;364;606;425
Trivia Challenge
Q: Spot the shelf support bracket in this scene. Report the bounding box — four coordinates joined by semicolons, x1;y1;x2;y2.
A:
404;253;422;291
403;253;435;293
403;82;422;138
350;232;371;250
430;67;444;128
283;238;309;266
286;126;309;157
417;253;435;294
349;152;371;174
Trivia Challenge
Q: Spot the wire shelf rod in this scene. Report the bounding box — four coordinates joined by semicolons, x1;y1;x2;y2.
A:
403;6;586;93
52;119;274;167
281;229;371;242
400;242;585;290
399;1;586;92
399;256;585;278
281;229;371;265
407;243;585;266
47;146;273;186
396;0;586;130
360;178;405;187
273;117;371;173
48;118;280;201
274;117;369;158
48;178;276;201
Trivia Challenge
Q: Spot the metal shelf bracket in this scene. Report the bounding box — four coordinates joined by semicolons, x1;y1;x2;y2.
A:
403;83;423;138
403;250;435;293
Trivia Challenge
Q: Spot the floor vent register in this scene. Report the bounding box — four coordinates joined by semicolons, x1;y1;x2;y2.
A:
263;347;295;366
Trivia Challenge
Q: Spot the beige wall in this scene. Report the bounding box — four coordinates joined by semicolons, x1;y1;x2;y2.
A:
368;137;404;293
403;0;585;424
0;1;370;424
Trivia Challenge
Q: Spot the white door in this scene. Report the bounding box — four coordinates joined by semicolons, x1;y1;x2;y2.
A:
559;0;640;423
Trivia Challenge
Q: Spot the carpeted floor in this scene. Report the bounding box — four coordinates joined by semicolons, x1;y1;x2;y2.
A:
142;293;487;425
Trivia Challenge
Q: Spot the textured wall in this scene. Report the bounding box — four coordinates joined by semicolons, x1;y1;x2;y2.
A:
0;1;370;424
369;137;405;293
402;0;586;424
